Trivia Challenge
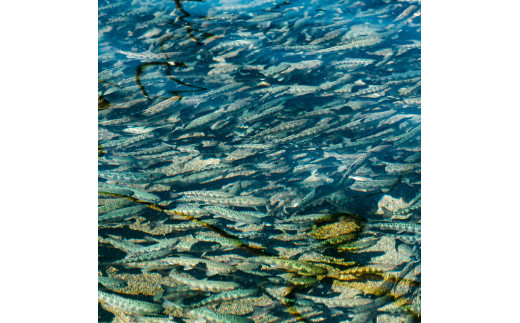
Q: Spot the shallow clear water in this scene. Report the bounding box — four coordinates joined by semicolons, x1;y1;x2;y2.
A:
98;0;421;321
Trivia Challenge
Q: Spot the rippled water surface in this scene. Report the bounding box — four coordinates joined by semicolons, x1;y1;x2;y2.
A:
98;0;421;321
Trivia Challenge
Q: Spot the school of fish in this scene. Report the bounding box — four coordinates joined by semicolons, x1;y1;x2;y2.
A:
98;0;421;321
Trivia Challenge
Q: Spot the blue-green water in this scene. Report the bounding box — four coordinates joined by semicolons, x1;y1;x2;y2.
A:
98;0;421;321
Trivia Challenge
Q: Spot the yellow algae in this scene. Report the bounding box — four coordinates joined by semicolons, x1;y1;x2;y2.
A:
162;301;184;318
346;280;393;297
113;273;163;296
331;280;363;297
217;298;256;315
274;246;303;259
298;252;357;268
310;218;360;240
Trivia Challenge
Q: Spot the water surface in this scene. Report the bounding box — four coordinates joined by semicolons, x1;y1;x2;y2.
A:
98;0;421;321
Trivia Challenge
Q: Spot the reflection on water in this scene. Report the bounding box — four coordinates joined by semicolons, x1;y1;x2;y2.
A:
98;0;421;321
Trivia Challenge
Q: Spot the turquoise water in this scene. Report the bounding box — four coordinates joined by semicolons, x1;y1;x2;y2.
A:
98;0;421;321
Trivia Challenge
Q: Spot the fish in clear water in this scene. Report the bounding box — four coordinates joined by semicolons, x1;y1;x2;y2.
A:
249;256;328;276
98;205;147;224
186;288;257;308
98;276;128;289
98;291;163;315
186;306;254;323
123;256;235;275
166;272;240;292
204;205;263;224
98;0;421;320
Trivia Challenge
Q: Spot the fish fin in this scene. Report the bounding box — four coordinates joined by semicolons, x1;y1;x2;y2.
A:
234;222;247;228
227;259;243;266
160;284;180;296
141;267;155;273
146;220;163;230
153;290;164;302
162;299;184;310
206;270;219;277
